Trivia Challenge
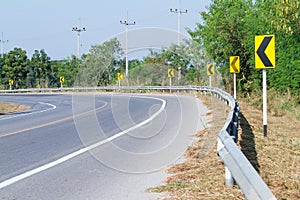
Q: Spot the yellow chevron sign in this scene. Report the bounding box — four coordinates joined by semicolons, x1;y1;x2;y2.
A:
117;73;123;80
230;56;240;73
60;76;64;83
255;35;275;69
206;64;214;76
168;69;174;78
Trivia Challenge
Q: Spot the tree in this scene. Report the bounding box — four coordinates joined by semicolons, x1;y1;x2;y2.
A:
30;49;51;88
76;38;123;86
0;54;7;88
189;0;300;96
139;40;209;86
2;48;29;89
140;45;188;85
257;0;300;96
56;55;80;87
129;62;170;86
126;40;208;86
189;0;255;93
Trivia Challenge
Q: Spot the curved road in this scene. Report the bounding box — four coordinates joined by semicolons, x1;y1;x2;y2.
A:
0;93;208;200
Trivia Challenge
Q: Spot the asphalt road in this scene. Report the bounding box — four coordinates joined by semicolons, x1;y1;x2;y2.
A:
0;93;208;200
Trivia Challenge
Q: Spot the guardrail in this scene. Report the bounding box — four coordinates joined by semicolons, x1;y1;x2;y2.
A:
0;86;276;199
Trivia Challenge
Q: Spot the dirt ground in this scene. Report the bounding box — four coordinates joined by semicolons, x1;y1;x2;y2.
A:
0;102;29;114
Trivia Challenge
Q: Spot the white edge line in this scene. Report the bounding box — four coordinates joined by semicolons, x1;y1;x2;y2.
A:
0;96;166;189
0;102;56;121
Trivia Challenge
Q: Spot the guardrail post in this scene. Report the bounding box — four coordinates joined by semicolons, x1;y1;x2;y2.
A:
225;166;234;187
218;138;234;187
222;103;239;186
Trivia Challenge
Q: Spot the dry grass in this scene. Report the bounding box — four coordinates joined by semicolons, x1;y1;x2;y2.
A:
148;94;300;199
0;102;29;114
238;100;300;199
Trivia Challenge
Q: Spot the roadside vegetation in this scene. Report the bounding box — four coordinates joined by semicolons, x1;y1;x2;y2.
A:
0;0;298;98
148;93;299;199
0;0;298;199
145;0;299;198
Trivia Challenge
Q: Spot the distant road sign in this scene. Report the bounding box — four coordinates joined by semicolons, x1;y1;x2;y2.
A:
60;76;64;83
8;80;13;85
117;73;123;80
255;35;275;69
168;69;174;78
206;64;214;76
230;56;240;73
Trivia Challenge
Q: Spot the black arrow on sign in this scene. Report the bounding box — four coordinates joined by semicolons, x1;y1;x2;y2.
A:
208;64;213;75
231;57;239;73
256;36;273;67
168;69;174;77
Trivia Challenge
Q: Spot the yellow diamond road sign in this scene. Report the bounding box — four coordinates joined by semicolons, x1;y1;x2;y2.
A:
255;35;275;69
230;56;240;73
168;68;174;78
206;64;214;76
8;79;14;85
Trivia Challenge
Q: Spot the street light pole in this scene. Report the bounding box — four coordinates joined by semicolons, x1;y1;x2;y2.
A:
120;15;135;77
0;32;9;57
72;26;86;59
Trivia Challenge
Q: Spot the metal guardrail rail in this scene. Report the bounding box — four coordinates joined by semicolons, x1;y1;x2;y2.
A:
0;86;276;199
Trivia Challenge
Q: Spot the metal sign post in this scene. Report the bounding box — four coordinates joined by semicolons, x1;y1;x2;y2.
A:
206;64;214;87
230;56;240;99
233;74;236;99
59;76;64;89
169;77;172;93
262;69;267;136
8;80;13;90
255;34;275;137
117;73;123;88
168;68;174;93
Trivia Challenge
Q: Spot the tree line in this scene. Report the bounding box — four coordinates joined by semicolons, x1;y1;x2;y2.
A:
0;38;124;89
0;38;205;90
0;48;78;89
0;0;299;99
189;0;299;96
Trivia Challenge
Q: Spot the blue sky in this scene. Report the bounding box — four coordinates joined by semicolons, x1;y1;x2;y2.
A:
0;0;211;60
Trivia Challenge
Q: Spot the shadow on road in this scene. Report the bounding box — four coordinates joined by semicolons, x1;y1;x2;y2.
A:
239;112;260;173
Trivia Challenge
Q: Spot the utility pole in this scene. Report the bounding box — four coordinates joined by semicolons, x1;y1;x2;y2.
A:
170;1;187;83
72;26;86;59
120;13;135;77
0;32;9;57
178;58;184;82
170;3;187;45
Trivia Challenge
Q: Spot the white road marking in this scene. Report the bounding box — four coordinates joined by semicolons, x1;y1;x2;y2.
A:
0;96;166;189
0;102;56;121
